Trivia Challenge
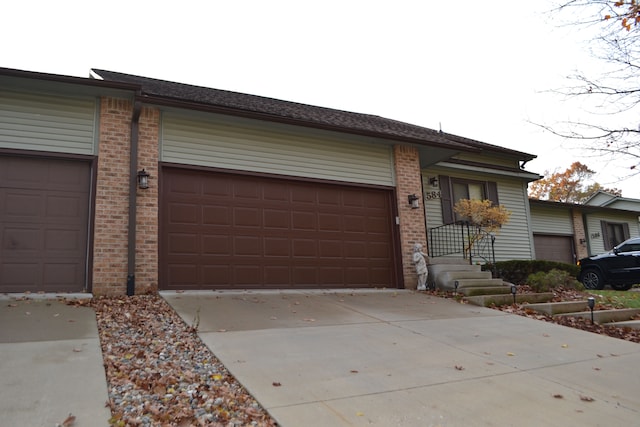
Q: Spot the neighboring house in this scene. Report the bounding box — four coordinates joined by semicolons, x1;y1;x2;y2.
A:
529;198;640;264
0;67;540;295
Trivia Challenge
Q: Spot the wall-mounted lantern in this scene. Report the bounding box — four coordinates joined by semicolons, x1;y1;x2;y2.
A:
137;169;150;189
429;176;439;188
408;194;420;209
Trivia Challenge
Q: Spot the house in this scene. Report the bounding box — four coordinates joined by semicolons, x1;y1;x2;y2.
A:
0;67;540;295
529;198;640;264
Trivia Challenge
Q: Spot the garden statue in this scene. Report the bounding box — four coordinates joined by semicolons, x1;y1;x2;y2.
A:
413;243;429;291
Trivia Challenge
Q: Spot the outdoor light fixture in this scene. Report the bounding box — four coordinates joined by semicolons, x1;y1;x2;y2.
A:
408;194;420;209
579;238;586;244
588;296;595;324
429;176;439;188
511;285;517;305
454;280;459;296
137;169;150;189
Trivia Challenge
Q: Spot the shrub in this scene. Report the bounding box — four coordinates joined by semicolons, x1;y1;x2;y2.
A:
482;260;580;285
526;269;583;293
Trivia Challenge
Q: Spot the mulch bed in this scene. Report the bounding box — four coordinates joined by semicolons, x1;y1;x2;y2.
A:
71;295;277;427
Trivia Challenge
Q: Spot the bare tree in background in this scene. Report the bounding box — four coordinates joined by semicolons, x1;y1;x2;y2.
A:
542;1;640;179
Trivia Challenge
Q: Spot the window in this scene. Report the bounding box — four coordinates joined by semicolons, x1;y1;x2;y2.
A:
439;175;498;224
600;220;630;250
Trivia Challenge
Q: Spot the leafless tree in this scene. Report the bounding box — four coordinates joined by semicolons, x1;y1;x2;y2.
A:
540;1;640;178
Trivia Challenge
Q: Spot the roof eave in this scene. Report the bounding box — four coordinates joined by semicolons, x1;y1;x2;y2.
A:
137;93;480;152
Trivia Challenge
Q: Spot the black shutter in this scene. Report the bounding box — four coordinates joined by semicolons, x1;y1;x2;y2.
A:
439;175;454;224
487;181;499;205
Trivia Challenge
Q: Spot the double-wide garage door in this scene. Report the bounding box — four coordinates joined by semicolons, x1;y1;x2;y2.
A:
0;155;90;293
161;167;397;290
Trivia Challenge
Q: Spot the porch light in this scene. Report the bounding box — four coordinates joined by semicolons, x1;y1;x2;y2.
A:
454;280;459;296
429;176;439;188
137;169;150;189
408;194;420;209
588;297;595;324
511;285;517;305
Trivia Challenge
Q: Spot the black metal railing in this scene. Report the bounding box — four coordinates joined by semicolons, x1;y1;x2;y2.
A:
428;221;496;267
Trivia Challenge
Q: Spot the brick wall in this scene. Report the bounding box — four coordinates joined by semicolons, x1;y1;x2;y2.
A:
135;107;160;294
93;98;132;295
393;145;427;289
93;99;159;295
571;209;588;260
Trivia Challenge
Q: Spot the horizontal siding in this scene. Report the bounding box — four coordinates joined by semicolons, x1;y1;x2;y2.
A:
0;89;96;155
162;112;394;186
530;206;573;235
585;212;640;255
423;168;534;262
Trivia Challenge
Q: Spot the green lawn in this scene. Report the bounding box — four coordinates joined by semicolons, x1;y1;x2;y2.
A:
587;289;640;309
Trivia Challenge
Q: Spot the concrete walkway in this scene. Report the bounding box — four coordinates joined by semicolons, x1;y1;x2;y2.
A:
0;295;111;427
164;289;640;427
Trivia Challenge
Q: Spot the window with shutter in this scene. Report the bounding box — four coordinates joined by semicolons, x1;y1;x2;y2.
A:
439;175;499;224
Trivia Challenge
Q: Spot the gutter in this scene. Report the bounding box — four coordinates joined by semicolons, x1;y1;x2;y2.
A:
127;97;143;296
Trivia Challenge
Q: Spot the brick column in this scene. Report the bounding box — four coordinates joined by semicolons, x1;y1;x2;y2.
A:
93;98;132;295
571;209;588;260
135;107;160;294
393;145;427;289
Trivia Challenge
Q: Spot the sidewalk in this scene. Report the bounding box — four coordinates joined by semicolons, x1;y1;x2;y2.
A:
164;289;640;427
0;295;111;427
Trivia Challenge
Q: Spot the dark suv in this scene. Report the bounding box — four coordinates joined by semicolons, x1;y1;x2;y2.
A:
577;237;640;290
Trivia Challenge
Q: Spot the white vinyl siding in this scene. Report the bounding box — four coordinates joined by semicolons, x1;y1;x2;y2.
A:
585;212;640;255
423;169;534;262
530;206;573;235
0;89;97;155
161;112;395;186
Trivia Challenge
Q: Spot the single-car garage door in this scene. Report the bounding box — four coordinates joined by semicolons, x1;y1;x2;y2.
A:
161;167;398;290
0;155;90;293
534;234;575;264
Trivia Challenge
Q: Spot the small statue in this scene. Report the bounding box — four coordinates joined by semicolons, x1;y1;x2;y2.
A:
413;243;429;291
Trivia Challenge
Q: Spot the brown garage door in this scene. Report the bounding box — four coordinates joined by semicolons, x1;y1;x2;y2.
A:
161;167;397;290
534;234;575;264
0;155;90;293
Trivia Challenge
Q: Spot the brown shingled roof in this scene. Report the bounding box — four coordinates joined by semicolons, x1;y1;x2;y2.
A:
91;69;534;159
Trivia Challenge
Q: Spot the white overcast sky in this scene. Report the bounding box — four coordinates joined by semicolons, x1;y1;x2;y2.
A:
4;0;637;198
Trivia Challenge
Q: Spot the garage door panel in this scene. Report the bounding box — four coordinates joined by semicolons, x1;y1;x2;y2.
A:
1;155;89;292
534;235;574;264
161;167;396;290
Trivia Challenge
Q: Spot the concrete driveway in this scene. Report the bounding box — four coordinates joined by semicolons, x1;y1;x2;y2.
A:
163;289;640;427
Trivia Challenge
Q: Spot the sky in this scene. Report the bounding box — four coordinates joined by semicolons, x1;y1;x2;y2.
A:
3;0;638;198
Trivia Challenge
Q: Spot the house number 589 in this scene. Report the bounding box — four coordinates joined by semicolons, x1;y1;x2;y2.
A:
424;191;442;200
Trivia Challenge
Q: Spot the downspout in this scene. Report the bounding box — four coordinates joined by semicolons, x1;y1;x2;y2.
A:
127;96;143;296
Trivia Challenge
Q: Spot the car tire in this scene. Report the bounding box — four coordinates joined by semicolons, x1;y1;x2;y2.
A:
581;268;605;290
610;283;634;291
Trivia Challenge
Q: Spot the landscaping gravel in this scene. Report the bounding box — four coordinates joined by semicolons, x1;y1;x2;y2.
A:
72;295;277;427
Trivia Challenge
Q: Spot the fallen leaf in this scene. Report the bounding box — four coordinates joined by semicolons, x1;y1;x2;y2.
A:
553;394;563;399
543;333;550;337
454;365;465;371
272;382;282;387
217;329;227;332
561;344;569;348
270;316;278;320
303;318;316;322
73;348;83;353
507;352;515;356
580;395;595;402
62;413;76;427
593;367;601;371
356;412;364;417
25;311;31;316
350;370;359;374
7;303;17;307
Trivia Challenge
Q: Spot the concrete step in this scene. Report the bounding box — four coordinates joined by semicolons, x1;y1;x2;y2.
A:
466;293;554;307
460;286;512;297
524;301;589;316
604;320;640;329
455;278;504;288
441;270;493;282
555;308;640;324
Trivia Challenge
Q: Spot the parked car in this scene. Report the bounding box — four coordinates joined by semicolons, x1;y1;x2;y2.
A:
577;237;640;290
